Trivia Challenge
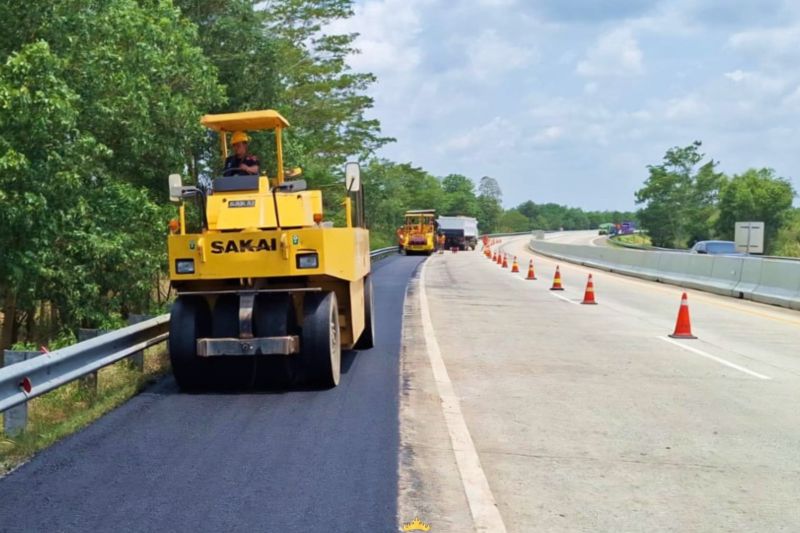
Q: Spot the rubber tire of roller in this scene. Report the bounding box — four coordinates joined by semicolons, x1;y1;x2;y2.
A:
354;276;375;350
300;292;341;388
169;296;212;392
253;293;297;388
211;294;256;390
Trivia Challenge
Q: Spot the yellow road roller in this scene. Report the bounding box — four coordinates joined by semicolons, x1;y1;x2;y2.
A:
400;209;436;255
166;110;373;390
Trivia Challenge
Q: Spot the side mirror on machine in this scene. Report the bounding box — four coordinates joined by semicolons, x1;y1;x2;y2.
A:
168;174;183;203
345;162;360;192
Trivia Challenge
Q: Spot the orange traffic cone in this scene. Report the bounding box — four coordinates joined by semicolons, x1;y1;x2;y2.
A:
669;292;697;339
502;254;508;268
511;256;520;273
525;259;537;280
492;251;497;262
581;274;597;304
550;266;564;291
496;251;502;264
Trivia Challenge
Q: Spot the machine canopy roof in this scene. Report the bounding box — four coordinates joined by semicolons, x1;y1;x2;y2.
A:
201;110;290;132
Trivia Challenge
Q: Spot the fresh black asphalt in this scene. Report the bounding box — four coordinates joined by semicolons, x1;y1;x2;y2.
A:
0;255;425;533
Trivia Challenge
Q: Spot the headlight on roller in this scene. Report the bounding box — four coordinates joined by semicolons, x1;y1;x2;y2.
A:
296;253;319;269
175;259;195;274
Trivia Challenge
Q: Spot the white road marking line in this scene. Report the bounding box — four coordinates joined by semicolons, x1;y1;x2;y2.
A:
549;291;579;305
657;336;772;380
419;261;507;533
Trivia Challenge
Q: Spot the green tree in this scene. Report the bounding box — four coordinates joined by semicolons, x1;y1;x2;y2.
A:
477;176;503;233
496;209;530;232
0;0;225;195
0;1;223;346
774;209;800;258
715;168;795;252
635;141;725;248
0;43;164;346
361;160;442;248
441;174;478;216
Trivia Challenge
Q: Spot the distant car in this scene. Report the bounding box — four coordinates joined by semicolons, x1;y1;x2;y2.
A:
690;240;743;255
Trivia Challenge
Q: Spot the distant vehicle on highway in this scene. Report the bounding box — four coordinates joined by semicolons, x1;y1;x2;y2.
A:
437;215;479;250
609;221;636;236
690;240;744;255
598;222;614;235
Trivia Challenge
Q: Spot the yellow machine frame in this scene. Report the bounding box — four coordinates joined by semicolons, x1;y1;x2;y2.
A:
166;110;372;390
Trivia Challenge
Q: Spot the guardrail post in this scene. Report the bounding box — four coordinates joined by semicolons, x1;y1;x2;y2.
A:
77;329;103;398
2;350;41;436
127;315;152;372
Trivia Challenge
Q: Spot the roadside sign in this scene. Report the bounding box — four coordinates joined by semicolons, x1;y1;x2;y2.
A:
735;221;764;254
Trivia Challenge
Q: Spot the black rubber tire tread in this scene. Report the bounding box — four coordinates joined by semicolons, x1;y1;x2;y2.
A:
299;292;341;388
169;296;212;391
354;276;375;350
253;293;296;388
210;295;256;390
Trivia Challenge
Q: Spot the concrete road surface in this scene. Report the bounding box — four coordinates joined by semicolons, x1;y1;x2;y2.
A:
400;237;800;532
547;229;609;246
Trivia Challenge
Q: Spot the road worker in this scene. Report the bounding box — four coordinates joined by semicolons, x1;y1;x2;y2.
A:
223;131;260;176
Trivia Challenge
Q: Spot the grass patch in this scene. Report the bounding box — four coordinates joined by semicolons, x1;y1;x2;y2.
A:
0;347;170;475
612;233;652;247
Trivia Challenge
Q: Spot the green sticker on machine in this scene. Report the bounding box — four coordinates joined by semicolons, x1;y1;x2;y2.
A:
188;240;196;250
292;235;299;245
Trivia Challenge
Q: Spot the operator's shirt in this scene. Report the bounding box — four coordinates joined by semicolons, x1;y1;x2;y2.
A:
223;154;260;176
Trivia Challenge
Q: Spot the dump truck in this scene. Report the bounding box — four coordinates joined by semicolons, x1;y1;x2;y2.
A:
166;110;373;390
399;209;436;255
437;216;479;250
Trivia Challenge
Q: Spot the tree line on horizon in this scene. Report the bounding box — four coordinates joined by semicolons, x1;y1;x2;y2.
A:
635;141;798;255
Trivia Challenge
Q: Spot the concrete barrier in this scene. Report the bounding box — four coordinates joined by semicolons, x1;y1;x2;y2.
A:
752;260;800;310
529;238;800;310
707;256;745;297
734;258;764;300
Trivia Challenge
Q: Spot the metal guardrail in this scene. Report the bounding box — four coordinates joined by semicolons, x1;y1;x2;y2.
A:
0;316;170;415
0;248;399;432
369;246;399;261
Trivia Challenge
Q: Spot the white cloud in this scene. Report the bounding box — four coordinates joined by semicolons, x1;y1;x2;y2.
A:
661;95;709;121
576;27;644;77
724;69;787;94
439;117;518;154
783;86;800;109
531;125;564;145
328;0;426;75
323;0;800;209
728;25;800;62
463;29;537;80
475;0;517;6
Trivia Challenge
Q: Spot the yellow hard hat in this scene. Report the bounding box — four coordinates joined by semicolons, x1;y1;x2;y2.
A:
231;131;249;145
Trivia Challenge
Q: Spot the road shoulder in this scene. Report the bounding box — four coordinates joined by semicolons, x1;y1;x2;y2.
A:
397;267;473;532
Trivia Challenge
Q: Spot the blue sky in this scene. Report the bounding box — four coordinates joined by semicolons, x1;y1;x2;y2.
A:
331;0;800;210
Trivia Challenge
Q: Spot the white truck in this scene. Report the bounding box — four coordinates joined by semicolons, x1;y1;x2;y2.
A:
437;216;479;251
